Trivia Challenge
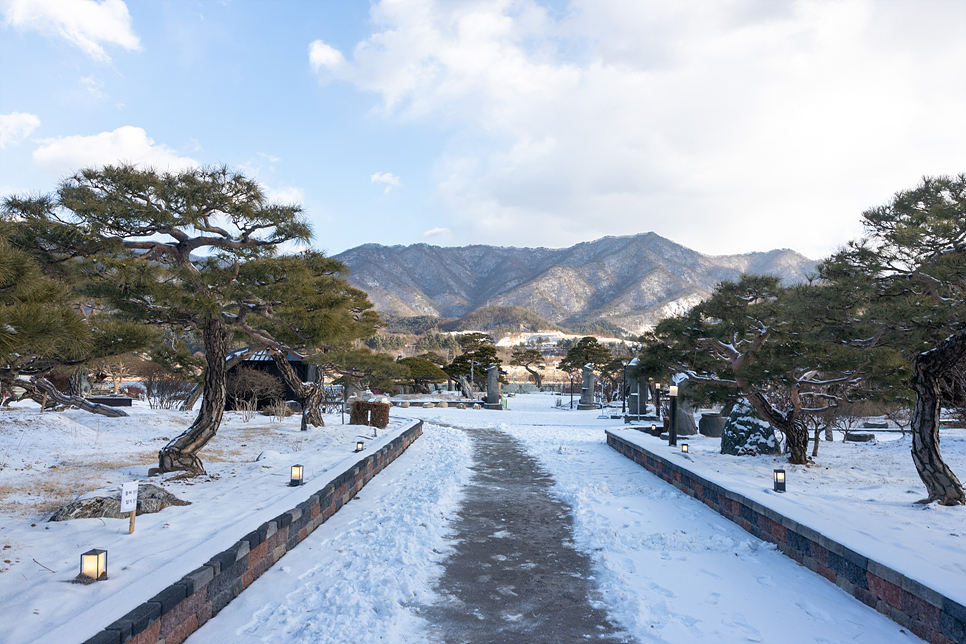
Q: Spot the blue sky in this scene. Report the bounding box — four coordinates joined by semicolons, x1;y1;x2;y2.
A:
2;0;964;261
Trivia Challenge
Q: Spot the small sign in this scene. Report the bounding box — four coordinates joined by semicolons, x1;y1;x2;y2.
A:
120;482;138;514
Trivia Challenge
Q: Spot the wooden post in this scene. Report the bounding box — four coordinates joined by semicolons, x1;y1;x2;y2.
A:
40;392;47;413
128;509;136;534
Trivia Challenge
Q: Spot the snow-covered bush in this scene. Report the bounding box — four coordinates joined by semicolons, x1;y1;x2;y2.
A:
721;399;779;456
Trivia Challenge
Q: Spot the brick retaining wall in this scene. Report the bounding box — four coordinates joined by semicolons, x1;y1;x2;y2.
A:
82;421;423;644
606;430;965;644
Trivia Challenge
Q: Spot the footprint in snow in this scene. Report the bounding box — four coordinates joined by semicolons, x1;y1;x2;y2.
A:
705;592;720;605
756;575;775;588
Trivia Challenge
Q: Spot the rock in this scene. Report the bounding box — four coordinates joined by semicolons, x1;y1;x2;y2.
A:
285;400;302;413
699;413;726;437
845;433;875;442
720;400;779;456
49;484;190;522
400;401;410;408
147;467;161;477
457;403;466;409
422;402;435;408
473;403;481;410
438;401;448;408
862;421;888;429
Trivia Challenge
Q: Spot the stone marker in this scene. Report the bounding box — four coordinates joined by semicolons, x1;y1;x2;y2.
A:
484;363;502;410
577;363;597;410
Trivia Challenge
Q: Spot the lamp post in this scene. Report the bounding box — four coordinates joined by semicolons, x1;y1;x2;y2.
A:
621;360;628;414
654;383;662;420
774;469;786;492
569;373;576;409
469;360;482;401
668;384;678;447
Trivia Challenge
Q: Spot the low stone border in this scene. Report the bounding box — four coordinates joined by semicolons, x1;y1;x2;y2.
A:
606;430;966;644
82;421;423;644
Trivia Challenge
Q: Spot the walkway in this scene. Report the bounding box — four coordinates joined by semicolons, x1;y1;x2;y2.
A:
425;426;634;644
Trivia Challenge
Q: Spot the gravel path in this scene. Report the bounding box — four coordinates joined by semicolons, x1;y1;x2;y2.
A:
425;426;634;644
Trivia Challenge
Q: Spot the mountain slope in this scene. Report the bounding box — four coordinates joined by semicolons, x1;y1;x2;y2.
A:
334;232;816;335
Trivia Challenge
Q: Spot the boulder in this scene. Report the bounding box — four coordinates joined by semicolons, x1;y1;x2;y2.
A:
845;432;876;442
400;401;410;408
423;402;436;409
720;400;780;456
438;401;448;408
49;484;190;522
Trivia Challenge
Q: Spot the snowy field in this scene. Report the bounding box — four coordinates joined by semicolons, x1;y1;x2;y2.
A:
0;393;963;643
0;401;422;644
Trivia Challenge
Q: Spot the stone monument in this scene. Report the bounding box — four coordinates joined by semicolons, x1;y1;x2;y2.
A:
577;363;597;410
484;363;502;410
671;376;698;436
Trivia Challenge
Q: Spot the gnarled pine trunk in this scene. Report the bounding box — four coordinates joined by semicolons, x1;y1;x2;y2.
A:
526;367;543;388
910;330;966;505
270;350;324;432
747;389;809;465
158;318;232;474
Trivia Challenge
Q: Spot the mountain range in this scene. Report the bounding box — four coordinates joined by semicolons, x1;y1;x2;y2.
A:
333;232;817;336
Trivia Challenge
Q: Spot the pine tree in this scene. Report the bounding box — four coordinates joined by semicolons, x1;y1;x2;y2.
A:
4;165;311;474
821;174;966;505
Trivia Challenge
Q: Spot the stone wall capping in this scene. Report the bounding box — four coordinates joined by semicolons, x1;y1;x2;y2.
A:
900;575;945;609
606;430;964;644
866;560;902;586
149;583;187;615
82;630;122;644
233;540;251;562
181;565;215;595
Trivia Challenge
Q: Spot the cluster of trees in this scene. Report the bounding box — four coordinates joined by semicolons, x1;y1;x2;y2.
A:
633;175;966;505
2;165;380;475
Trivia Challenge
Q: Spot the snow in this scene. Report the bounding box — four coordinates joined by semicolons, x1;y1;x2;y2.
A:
0;402;423;644
1;393;962;644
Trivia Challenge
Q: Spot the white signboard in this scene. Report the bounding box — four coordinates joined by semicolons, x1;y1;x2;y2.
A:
120;482;138;514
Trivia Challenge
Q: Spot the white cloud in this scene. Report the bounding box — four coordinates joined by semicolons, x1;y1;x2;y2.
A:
32;126;198;175
370;171;402;193
312;0;966;259
79;75;104;97
423;227;450;238
308;39;346;78
264;185;304;205
0;112;40;148
2;0;140;62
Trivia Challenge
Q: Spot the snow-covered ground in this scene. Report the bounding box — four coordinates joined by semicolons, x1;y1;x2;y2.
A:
0;401;422;644
1;393;963;643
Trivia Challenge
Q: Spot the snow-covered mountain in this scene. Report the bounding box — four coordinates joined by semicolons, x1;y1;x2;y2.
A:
334;232;816;335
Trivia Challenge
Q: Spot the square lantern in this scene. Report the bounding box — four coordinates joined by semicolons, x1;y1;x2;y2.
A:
290;465;304;487
681;443;689;453
669;385;678;397
774;469;786;492
80;549;107;582
355;441;365;452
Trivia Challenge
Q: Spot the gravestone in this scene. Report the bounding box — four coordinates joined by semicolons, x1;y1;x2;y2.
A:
720;399;779;456
484;363;502;410
577;363;597;410
670;377;698;436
